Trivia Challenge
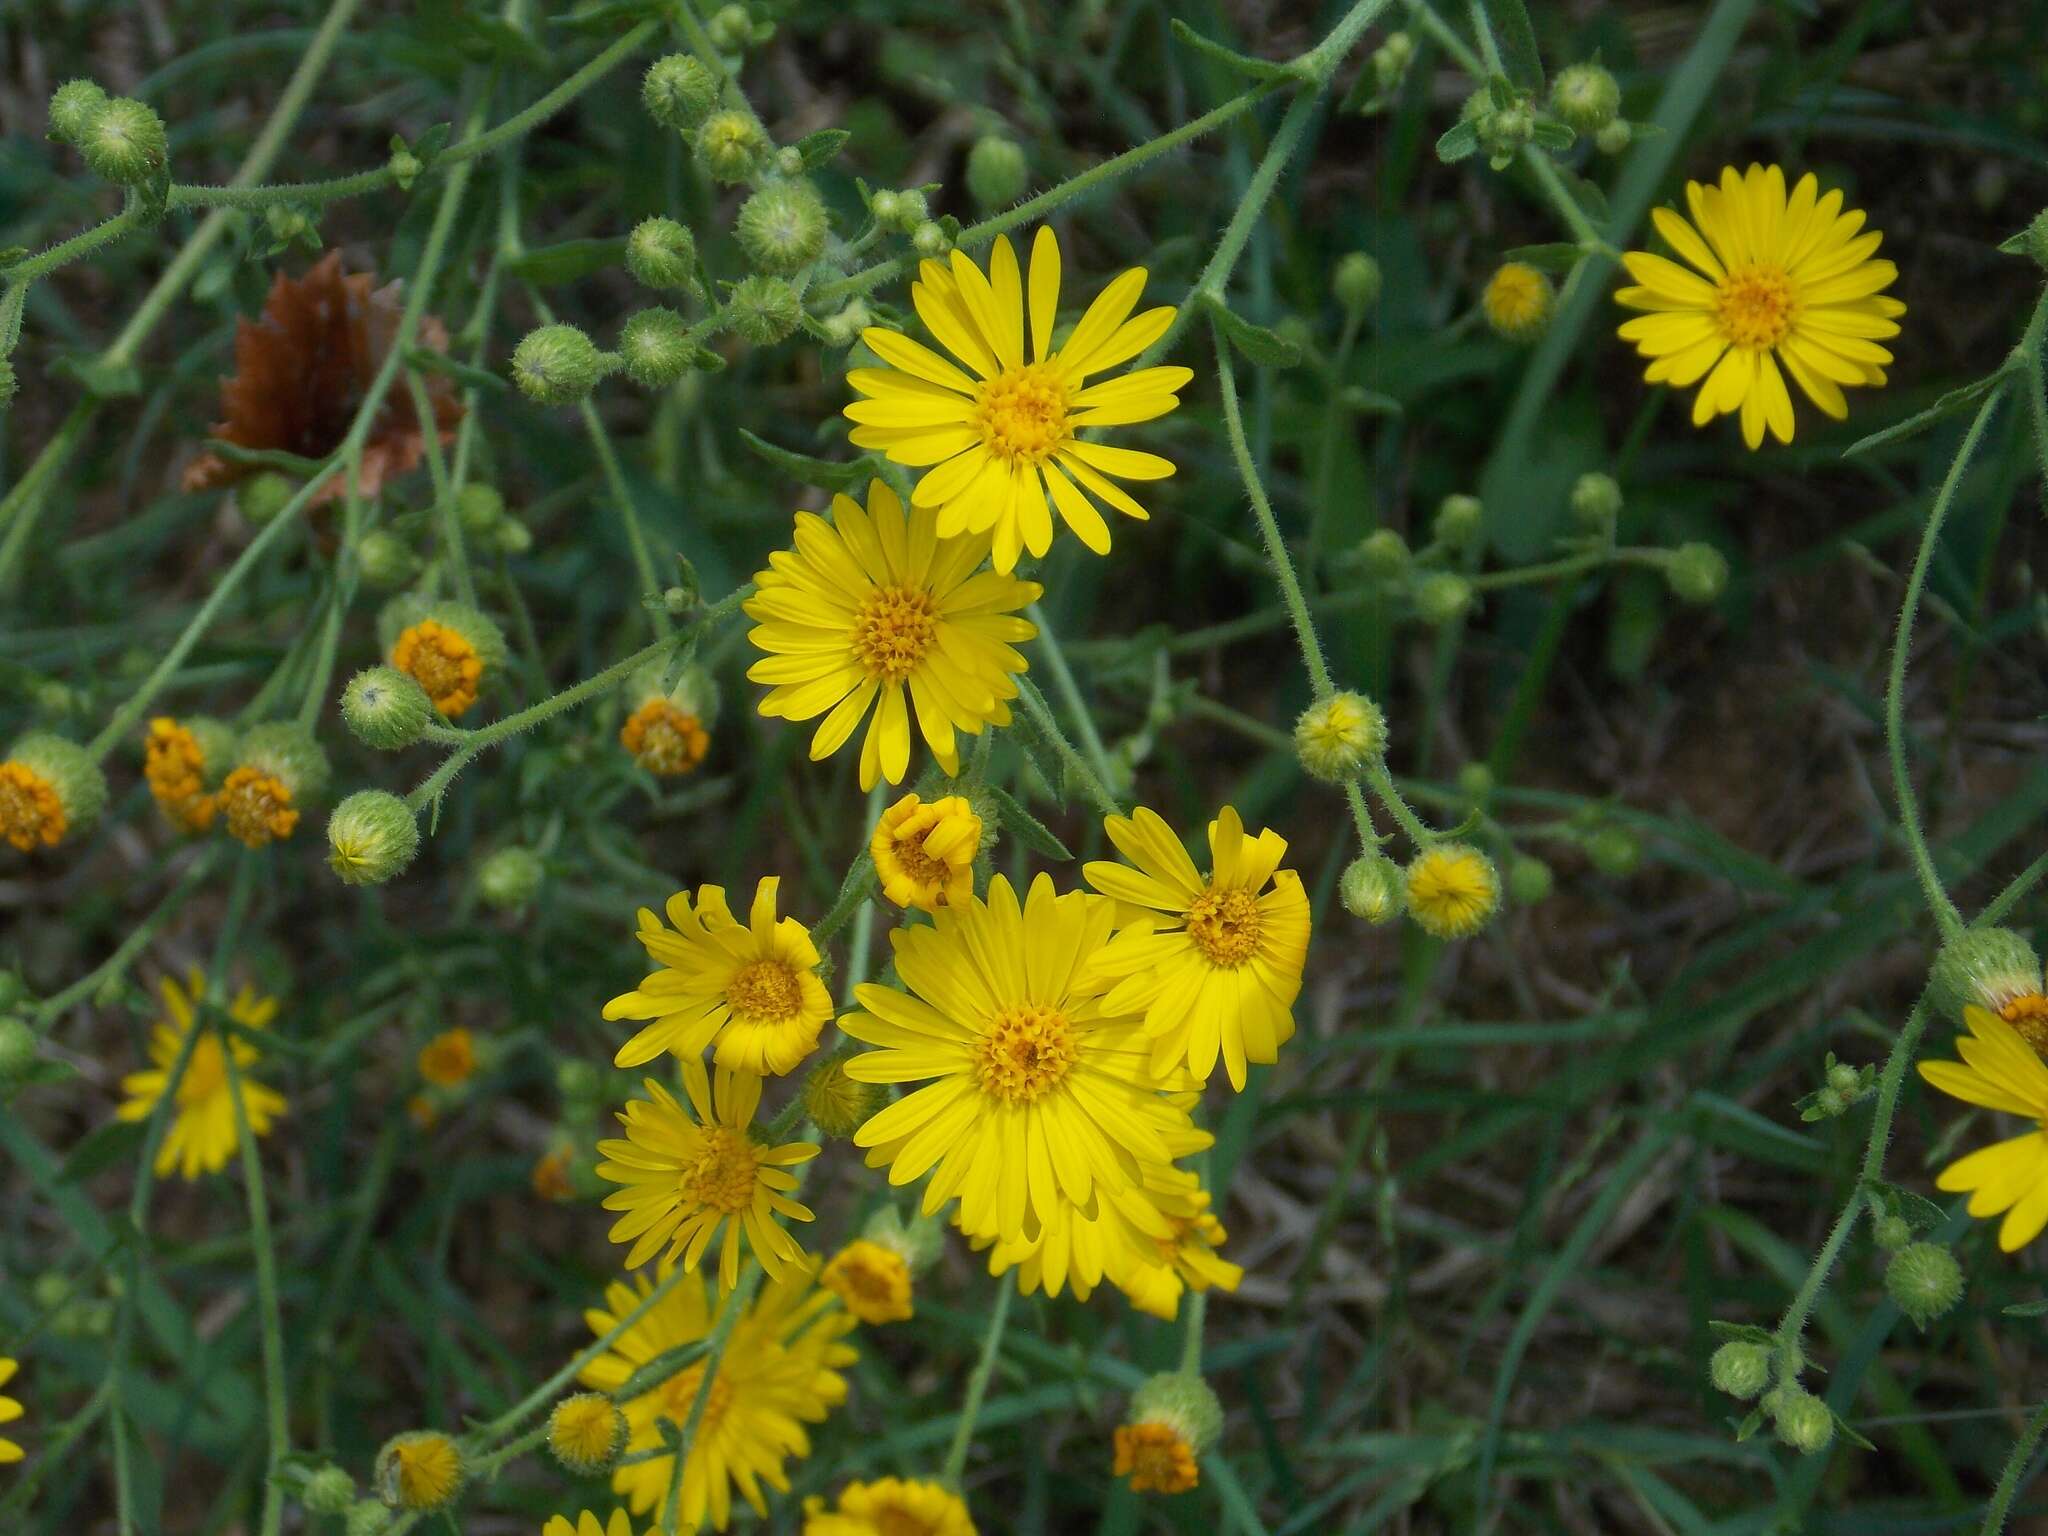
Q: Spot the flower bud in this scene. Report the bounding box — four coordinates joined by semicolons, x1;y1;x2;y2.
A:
1412;571;1472;627
327;791;421;886
1293;691;1386;782
911;220;950;258
706;3;756;51
1707;1340;1770;1399
965;135;1029;210
477;846;544;911
1825;1061;1860;1097
1482;261;1552;341
1355;527;1409;579
803;1049;885;1138
1507;855;1553;905
820;298;873;349
1584;825;1641;877
1927;927;2043;1024
1885;1242;1964;1330
861;1204;946;1275
302;1467;357;1516
736;180;829;274
1340;854;1404;924
2;733;108;852
556;1058;602;1104
1769;1385;1834;1455
355;529;418;590
345;1499;391;1536
48;79;109;144
390;604;506;720
220;722;329;847
1457;762;1494;801
1595;119;1633;155
0;1014;37;1084
1370;33;1414;92
1664;542;1728;604
1404;842;1500;940
695;110;768;184
387;146;423;191
1570;471;1622;528
235;471;297;525
627;216;698;290
80;97;167;185
872;188;926;235
642;54;719;132
494;518;532;555
1332;251;1382;319
619;307;696;388
1812;1085;1848;1117
1433;493;1483;549
547;1392;627;1474
725;275;801;344
1115;1373;1222;1493
1549;62;1621;134
453;482;503;537
374;1430;465;1511
1871;1214;1912;1251
511;324;613;405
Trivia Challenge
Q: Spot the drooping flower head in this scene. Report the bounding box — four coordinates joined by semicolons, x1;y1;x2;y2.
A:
1616;164;1904;448
578;1263;857;1524
1919;1006;2048;1251
596;1062;818;1288
143;716;234;833
388;603;507;720
745;479;1038;790
802;1477;977;1536
115;971;287;1180
603;877;833;1077
846;227;1189;572
1084;806;1311;1091
871;792;981;911
818;1239;913;1324
841;873;1204;1269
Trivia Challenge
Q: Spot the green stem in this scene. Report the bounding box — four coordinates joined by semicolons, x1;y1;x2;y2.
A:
842;780;889;1003
224;1044;289;1536
31;847;225;1031
578;395;672;636
1364;761;1436;849
411;368;477;608
1178;1288;1208;1375
940;1273;1014;1485
1981;1398;2048;1536
1;197;148;286
1015;675;1121;818
1028;602;1118;791
1977;847;2048;930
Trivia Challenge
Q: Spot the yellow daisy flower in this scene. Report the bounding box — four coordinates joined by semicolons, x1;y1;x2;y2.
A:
1084;806;1312;1092
871;792;980;911
115;970;288;1180
1616;163;1904;448
744;479;1039;791
803;1477;977;1536
818;1239;914;1324
1919;1006;2048;1251
543;1513;637;1536
376;1430;465;1511
845;227;1190;573
841;873;1203;1256
0;1357;25;1464
578;1262;857;1524
603;876;833;1077
596;1062;819;1287
417;1025;477;1087
1102;1161;1245;1322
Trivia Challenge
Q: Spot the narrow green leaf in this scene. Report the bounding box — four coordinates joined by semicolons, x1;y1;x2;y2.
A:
1482;0;1546;92
737;428;874;491
1502;242;1584;275
51;354;143;398
1843;371;2006;458
405;346;509;393
1529;119;1575;151
981;781;1072;861
1435;119;1479;164
1201;292;1302;368
505;236;628;285
796;128;852;170
59;1118;148;1183
1167;19;1299;82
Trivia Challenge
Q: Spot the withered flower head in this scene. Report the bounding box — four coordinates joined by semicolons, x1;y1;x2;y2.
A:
183;252;463;504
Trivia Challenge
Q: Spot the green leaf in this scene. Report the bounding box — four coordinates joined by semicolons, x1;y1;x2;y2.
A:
2003;1298;2048;1318
981;781;1072;861
405;347;509;394
1843;371;2007;458
795;129;852;170
1482;0;1546;92
1502;242;1584;275
506;236;628;285
738;428;875;491
1200;292;1301;368
203;440;331;478
1435;119;1479;164
1529;119;1575;151
1485;74;1517;112
1732;1407;1766;1442
1167;19;1299;82
59;1118;148;1183
50;354;144;398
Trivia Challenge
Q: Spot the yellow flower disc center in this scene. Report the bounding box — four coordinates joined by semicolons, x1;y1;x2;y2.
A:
393;620;483;716
728;957;804;1024
660;1361;733;1431
851;585;939;683
885;830;950;890
219;767;299;848
974;363;1070;464
177;1033;229;1108
1715;265;1797;349
975;1006;1077;1103
0;762;65;851
678;1125;762;1214
1186;885;1262;968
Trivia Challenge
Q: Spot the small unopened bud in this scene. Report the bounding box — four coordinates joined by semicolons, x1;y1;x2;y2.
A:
705;3;756;52
1293;691;1387;781
1812;1086;1848;1117
642;55;719;132
387;145;423;191
1404;842;1500;940
302;1467;357;1516
477;846;544;911
1927;927;2044;1023
1595;120;1633;155
1885;1242;1964;1329
695;111;768;184
355;529;417;590
80;97;167;185
0;1015;37;1084
1708;1340;1770;1400
264;202;319;249
627;216;698;290
736;180;829;274
873;188;926;235
1126;1371;1224;1457
345;1500;391;1536
1507;855;1553;905
1769;1385;1834;1455
1433;493;1483;549
725;275;801;344
1550;62;1621;134
1412;571;1472;626
620;307;695;389
965;135;1030;210
1457;763;1493;801
803;1050;885;1138
1825;1062;1860;1097
821;298;873;349
342;666;435;750
1570;471;1622;528
1355;527;1409;579
1585;825;1641;877
327;791;421;887
1482;261;1553;341
235;471;297;525
1333;251;1382;319
494;519;532;555
48;79;109;144
1340;855;1404;924
911;220;950;258
1664;542;1728;604
453;482;503;537
1871;1214;1912;1252
511;324;612;405
547;1393;628;1474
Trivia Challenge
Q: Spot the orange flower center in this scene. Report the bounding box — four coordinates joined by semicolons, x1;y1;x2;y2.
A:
851;585;938;682
0;762;65;851
1113;1422;1199;1494
145;718;215;829
1186;885;1262;969
620;699;709;776
975;1006;1076;1103
2001;993;2048;1055
392;620;483;717
219;767;298;847
1715;264;1797;349
728;957;804;1024
975;362;1070;464
419;1029;476;1086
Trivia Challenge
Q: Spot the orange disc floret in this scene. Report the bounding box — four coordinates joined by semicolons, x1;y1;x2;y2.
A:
0;761;65;851
1113;1421;1200;1494
144;718;217;832
620;698;710;776
392;619;485;718
219;767;299;847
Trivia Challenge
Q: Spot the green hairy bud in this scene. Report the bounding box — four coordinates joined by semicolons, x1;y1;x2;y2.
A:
642;55;718;132
627;217;698;291
80;97;167;184
965;135;1029;209
511;324;613;405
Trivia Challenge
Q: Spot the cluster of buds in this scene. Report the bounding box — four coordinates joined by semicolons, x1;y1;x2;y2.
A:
1354;31;1415;114
1798;1051;1875;1121
49;79;168;186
